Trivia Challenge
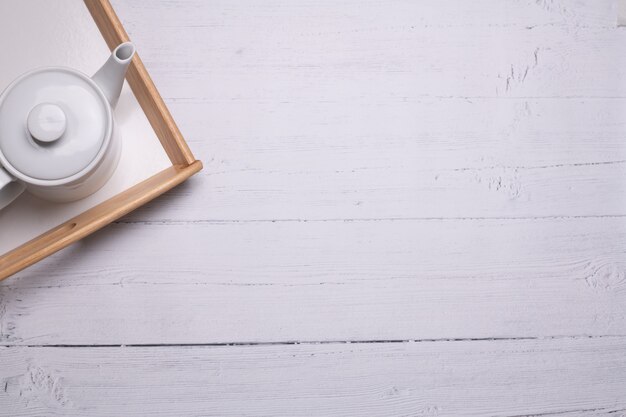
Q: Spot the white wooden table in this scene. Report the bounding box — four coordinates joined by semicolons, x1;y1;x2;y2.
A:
2;1;626;415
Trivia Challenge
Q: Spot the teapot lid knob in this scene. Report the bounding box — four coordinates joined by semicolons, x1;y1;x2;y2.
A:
27;103;66;144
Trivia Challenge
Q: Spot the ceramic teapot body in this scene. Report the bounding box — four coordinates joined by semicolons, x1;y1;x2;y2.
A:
0;42;135;210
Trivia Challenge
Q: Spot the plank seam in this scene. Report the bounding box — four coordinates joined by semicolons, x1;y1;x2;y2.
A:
507;406;626;417
3;334;626;348
165;96;626;101
112;215;626;225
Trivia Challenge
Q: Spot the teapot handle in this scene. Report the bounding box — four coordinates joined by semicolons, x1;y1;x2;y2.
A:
0;166;25;210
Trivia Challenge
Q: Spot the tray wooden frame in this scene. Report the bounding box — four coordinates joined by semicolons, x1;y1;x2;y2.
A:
0;0;203;280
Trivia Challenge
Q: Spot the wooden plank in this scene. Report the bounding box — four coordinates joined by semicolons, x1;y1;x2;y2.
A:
1;338;626;416
146;29;626;100
122;140;626;222
2;217;626;345
168;97;626;168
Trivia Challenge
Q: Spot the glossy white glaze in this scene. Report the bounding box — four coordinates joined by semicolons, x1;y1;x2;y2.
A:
93;42;136;107
0;68;111;182
26;103;67;143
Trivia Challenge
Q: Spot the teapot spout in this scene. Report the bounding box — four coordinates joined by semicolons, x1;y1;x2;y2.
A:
92;42;136;108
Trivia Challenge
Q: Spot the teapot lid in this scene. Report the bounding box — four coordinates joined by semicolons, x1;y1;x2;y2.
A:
0;68;111;184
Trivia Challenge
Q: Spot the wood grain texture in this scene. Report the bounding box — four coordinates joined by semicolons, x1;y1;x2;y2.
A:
2;217;626;345
1;338;626;416
124;138;626;222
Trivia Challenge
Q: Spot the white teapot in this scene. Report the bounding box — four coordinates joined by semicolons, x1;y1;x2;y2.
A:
0;42;136;210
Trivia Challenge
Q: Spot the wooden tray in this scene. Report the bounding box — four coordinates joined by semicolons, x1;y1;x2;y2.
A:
0;0;202;280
